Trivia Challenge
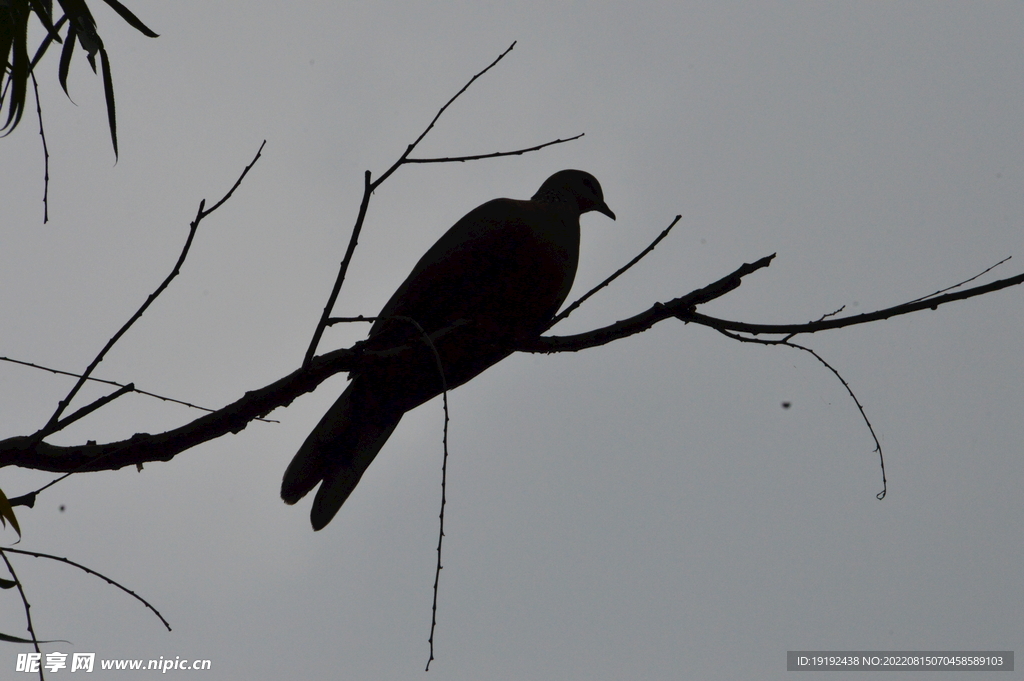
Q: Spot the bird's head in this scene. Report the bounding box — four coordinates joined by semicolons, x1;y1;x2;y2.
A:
532;169;616;220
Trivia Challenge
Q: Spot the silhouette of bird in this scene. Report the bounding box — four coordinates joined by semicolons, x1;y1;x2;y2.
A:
282;170;615;530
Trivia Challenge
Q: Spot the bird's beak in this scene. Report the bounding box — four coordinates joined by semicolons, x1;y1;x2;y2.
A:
594;202;616;220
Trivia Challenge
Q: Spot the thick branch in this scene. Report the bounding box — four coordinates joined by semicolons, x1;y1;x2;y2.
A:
1;335;452;473
6;250;1021;475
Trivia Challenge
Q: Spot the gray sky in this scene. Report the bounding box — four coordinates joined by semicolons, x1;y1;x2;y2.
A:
2;2;1022;679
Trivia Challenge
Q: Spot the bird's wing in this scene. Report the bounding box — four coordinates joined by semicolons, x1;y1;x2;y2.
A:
369;197;580;349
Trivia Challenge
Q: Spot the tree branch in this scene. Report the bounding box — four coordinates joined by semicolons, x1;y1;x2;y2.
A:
35;141;265;439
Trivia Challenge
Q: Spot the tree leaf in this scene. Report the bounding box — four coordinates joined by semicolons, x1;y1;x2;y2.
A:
57;21;76;98
0;487;21;538
100;0;157;37
99;44;116;158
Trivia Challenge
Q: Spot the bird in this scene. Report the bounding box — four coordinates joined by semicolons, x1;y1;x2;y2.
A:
282;169;615;530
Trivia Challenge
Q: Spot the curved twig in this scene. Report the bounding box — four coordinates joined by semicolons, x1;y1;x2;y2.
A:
3;547;171;631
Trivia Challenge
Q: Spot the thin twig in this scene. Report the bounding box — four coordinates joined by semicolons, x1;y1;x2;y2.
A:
0;355;278;423
716;330;887;500
405;134;584;164
906;256;1011;305
405;42;517;159
37;141;266;437
550;215;681;327
316;313;452;670
0;550;44;681
50;384;134;432
30;70;49;223
787;341;886;500
3;547;171;631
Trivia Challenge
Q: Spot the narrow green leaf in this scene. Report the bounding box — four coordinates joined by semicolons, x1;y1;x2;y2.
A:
26;0;63;43
29;14;68;71
100;0;158;37
99;44;116;158
1;7;29;133
57;21;75;98
0;487;21;537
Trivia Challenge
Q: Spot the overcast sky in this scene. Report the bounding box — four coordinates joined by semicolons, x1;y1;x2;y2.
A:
2;2;1022;679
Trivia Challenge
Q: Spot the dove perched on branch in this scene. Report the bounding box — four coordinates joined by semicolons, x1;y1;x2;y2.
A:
282;170;615;530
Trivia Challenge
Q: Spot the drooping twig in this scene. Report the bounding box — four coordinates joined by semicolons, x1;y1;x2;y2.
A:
788;340;887;500
3;547;171;631
30;70;49;223
0;550;43;681
315;314;452;670
36;141;266;438
715;329;887;500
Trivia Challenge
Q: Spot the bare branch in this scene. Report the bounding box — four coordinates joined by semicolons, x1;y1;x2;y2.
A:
682;269;1024;337
37;141;265;437
303;170;374;367
1;338;426;472
906;256;1011;305
404;42;516;161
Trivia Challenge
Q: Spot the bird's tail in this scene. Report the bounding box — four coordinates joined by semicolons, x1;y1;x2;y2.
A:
281;377;401;530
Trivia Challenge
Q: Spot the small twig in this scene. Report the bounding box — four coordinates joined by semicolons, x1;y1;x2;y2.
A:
0;355;278;423
37;141;265;437
716;330;887;500
50;384;134;432
0;550;44;681
521;253;777;353
3;547;171;632
550;215;682;327
405;134;584;164
906;256;1011;305
405;42;517;159
788;341;886;500
30;70;49;223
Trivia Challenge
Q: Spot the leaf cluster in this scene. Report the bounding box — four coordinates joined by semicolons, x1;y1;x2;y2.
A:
1;0;156;157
